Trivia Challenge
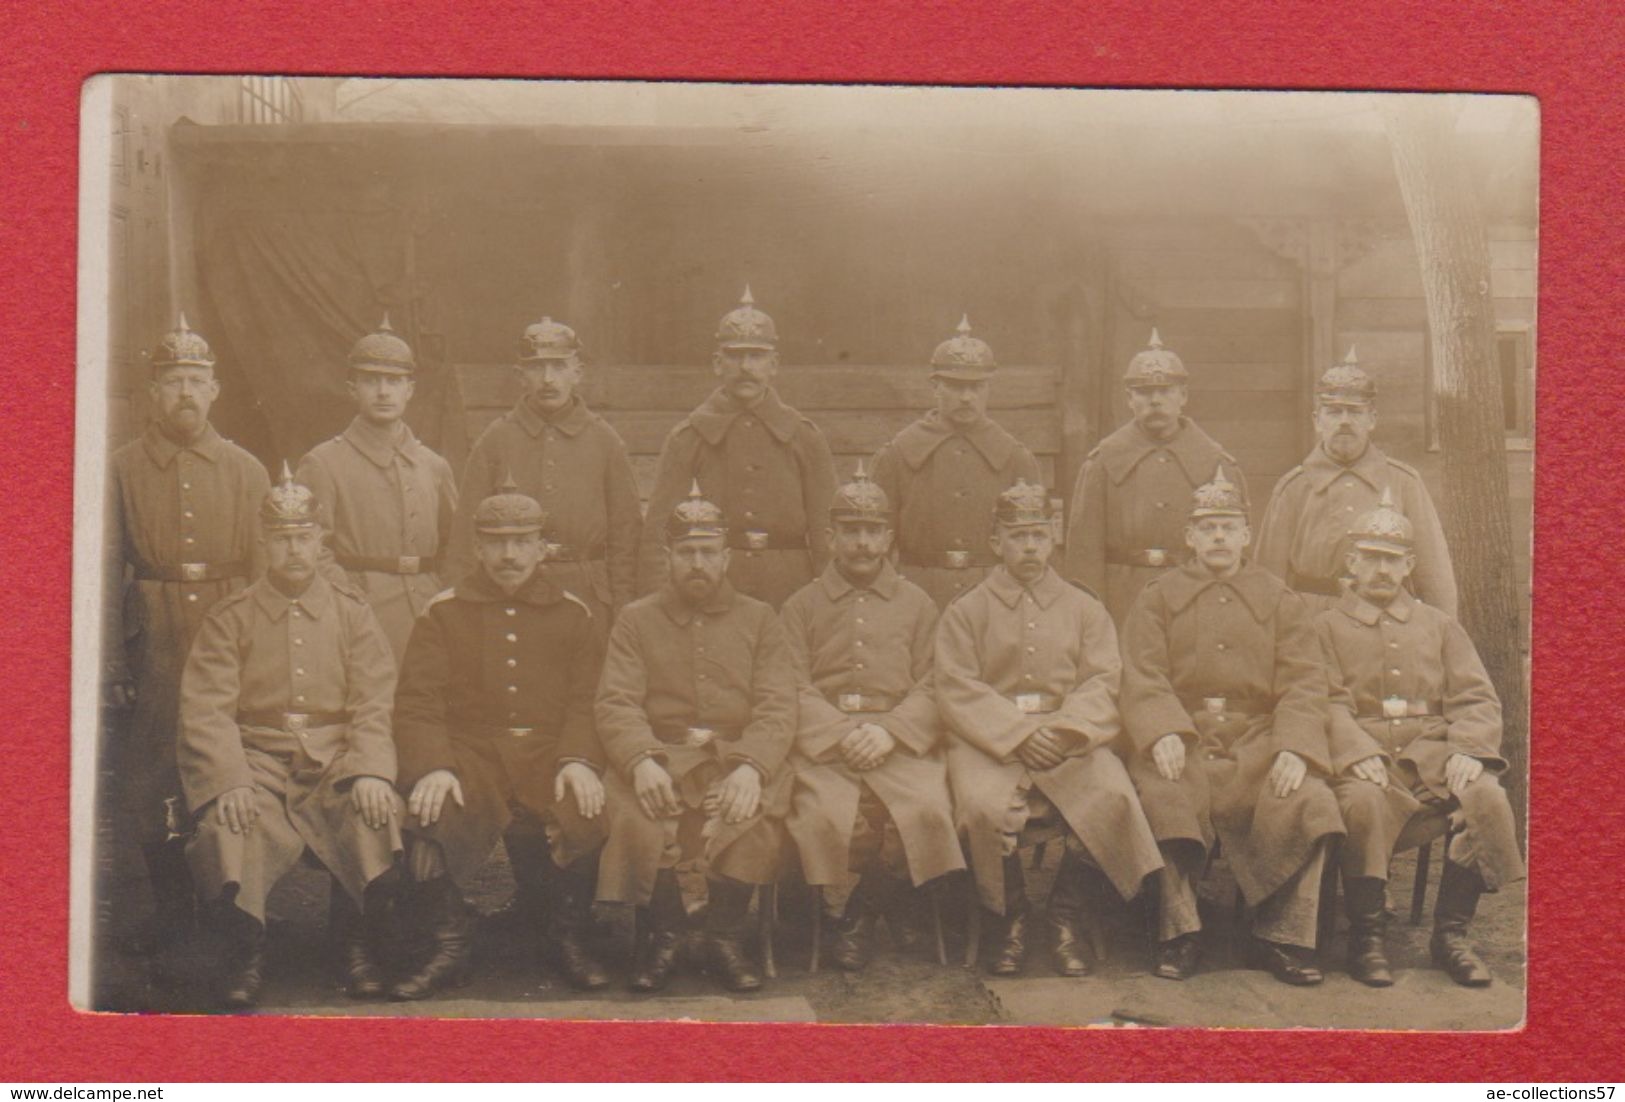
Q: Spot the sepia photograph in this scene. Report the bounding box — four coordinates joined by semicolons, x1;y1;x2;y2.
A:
72;75;1536;1030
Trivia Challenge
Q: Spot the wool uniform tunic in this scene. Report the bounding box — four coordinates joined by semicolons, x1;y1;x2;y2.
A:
177;574;402;921
391;568;607;884
1119;560;1344;905
870;411;1042;609
106;423;271;844
636;388;836;609
1254;443;1456;617
594;581;798;905
779;561;964;889
1315;590;1525;889
935;566;1163;913
446;395;642;620
297;417;457;661
1063;418;1248;625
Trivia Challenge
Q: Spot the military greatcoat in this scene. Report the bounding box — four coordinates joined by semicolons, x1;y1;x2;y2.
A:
636;387;836;609
1315;590;1525;889
779;561;964;889
1063;418;1248;624
936;566;1163;912
177;574;403;921
447;394;642;619
594;581;798;905
297;417;458;661
870;411;1042;609
391;568;607;885
106;423;270;843
1254;443;1456;616
1120;560;1344;904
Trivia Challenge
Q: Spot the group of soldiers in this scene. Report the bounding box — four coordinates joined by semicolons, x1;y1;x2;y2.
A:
103;290;1525;1011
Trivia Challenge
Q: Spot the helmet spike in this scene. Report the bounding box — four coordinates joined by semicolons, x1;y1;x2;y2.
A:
853;457;868;481
378;312;394;333
956;314;972;336
278;459;294;483
740;284;754;306
1148;327;1163;350
176;311;192;333
1378;485;1396;509
497;467;520;495
1343;344;1359;365
688;478;704;500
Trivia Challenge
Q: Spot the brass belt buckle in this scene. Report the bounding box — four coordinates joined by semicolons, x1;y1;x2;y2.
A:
1145;548;1168;567
507;727;534;738
838;693;864;713
945;549;970;569
180;562;207;582
397;555;421;574
1014;693;1043;714
744;530;770;550
285;713;310;733
684;726;716;747
1383;695;1408;719
1203;696;1227;718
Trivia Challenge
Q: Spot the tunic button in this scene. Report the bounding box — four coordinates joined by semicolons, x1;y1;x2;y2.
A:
1218;596;1230;604
1027;621;1036;629
856;618;865;625
183;510;194;519
184;537;195;544
1388;641;1399;649
182;482;191;490
505;608;517;616
506;658;517;668
507;685;518;693
1155;502;1167;510
1025;646;1035;654
295;694;306;703
293;638;303;646
1157;455;1168;464
856;640;865;647
186;593;198;602
506;633;518;643
855;662;865;670
1216;642;1228;651
1389;667;1401;676
856;597;865;604
295;667;305;675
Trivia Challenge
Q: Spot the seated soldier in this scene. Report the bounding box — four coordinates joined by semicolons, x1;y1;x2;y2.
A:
1121;465;1344;986
936;480;1164;977
177;466;403;1009
1316;489;1526;988
596;483;797;993
780;465;965;970
389;477;611;1000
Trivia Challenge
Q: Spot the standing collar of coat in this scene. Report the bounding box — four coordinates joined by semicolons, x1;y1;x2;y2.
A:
454;564;566;607
1096;418;1223;486
252;572;336;622
1336;587;1416;627
141;421;225;469
1305;440;1389;494
984;564;1068;610
1155;558;1282;621
658;578;740;625
341;416;421;469
687;386;800;447
891;409;1016;471
818;558;901;602
514;392;593;439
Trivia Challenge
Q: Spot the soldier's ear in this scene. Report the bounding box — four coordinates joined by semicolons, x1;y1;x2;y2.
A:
1239;524;1253;550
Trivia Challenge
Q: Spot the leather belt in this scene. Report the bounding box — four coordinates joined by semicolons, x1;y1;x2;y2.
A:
1179;694;1275;719
336;553;439;575
1360;698;1443;721
1287;569;1344;598
237;710;350;732
1005;692;1064;715
653;724;742;748
904;550;1000;570
135;560;247;583
829;691;899;714
726;531;806;552
1106;547;1185;568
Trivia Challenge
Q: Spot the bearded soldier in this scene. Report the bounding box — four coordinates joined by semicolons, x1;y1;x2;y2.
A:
598;484;797;993
446;316;641;620
1317;490;1525;988
936;480;1163;977
1121;465;1344;986
1064;329;1248;624
636;289;836;609
389;479;611;999
177;468;402;1008
871;317;1042;609
779;465;965;970
1255;349;1456;616
104;314;271;956
296;317;457;661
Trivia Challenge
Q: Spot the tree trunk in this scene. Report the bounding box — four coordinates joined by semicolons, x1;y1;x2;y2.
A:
1383;98;1528;836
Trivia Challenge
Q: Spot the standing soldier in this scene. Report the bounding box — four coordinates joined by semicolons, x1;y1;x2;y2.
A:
598;485;797;994
936;481;1163;977
177;468;403;1008
779;465;965;971
1255;349;1456;616
296;317;457;661
1316;491;1524;988
636;288;837;609
1064;329;1249;624
104;314;270;956
871;317;1041;609
389;479;611;1000
447;316;642;621
1120;465;1344;986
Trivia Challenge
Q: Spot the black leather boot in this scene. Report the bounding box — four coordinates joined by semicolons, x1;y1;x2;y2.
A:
119;840;195;957
984;854;1029;977
1431;860;1493;987
547;859;611;991
389;878;474;1001
499;826;553;935
826;874;883;973
329;880;386;999
216;905;266;1010
703;877;764;992
1046;854;1098;977
628;868;686;993
1345;876;1394;987
1249;937;1324;986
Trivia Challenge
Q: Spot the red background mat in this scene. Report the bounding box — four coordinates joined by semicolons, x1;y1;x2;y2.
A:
2;0;1619;1081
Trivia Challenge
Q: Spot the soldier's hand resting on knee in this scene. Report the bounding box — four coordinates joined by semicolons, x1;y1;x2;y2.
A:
840;723;896;772
215;786;259;835
555;762;606;819
408;769;464;826
1350;755;1389;788
1268;751;1307;798
1444;752;1484;796
713;763;763;824
350;776;396;829
632;757;681;820
1152;733;1186;782
1017;727;1066;771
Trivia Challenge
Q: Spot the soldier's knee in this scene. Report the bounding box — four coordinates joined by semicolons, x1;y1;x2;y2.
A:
1334;779;1386;825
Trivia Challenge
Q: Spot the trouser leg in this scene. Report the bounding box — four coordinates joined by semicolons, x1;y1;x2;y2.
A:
388;840;474;1001
1252;840;1327;951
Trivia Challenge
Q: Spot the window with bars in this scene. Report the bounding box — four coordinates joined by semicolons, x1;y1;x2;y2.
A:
237;76;305;125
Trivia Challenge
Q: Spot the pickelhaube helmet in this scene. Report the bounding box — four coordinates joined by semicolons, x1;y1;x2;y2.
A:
829;460;891;524
667;479;729;543
149;312;216;372
715;286;778;351
347;313;416;375
260;461;321;531
929;315;997;381
1349;486;1413;555
1123;328;1189;388
517;316;583;363
993;478;1055;527
1315;346;1377;406
473;472;547;535
1189;463;1248;520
